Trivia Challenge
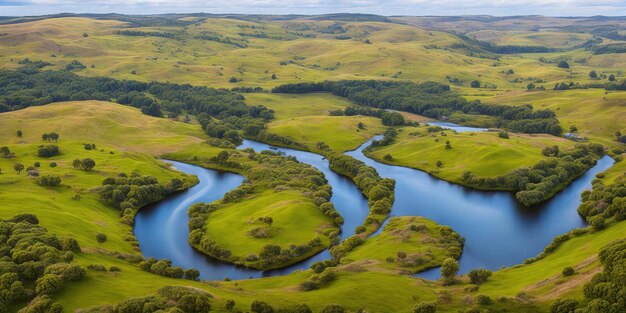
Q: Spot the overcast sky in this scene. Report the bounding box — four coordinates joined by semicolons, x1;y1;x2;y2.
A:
1;0;626;17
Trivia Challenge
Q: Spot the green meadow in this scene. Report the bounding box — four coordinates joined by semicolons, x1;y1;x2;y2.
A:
0;13;624;313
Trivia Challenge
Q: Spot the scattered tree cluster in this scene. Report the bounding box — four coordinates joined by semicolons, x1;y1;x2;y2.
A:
37;145;60;157
0;214;85;313
272;80;562;135
577;173;626;228
552;239;626;313
86;286;213;313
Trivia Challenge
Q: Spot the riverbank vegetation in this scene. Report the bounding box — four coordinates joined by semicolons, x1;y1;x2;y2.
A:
343;217;464;274
183;149;341;270
0;13;625;313
365;126;605;206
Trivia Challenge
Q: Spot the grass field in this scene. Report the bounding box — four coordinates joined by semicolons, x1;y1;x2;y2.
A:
1;14;625;313
345;216;463;274
364;126;576;183
469;89;626;147
268;115;386;152
202;189;337;267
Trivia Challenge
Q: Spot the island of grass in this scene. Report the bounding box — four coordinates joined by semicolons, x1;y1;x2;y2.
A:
343;216;464;274
364;126;577;183
182;148;342;270
364;126;606;206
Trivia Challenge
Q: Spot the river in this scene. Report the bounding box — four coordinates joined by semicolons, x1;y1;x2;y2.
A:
134;131;613;280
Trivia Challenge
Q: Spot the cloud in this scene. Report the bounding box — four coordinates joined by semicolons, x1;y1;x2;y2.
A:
1;0;626;16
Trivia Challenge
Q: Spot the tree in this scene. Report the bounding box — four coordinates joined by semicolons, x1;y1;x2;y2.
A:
14;163;24;174
95;233;107;243
16;130;22;138
440;258;459;285
37;145;60;157
527;83;535;90
468;268;492;285
470;80;481;88
141;102;163;117
609;74;616;81
557;60;570;69
229;77;239;83
225;299;236;310
72;159;81;169
35;274;62;295
499;131;509;139
357;122;365;129
215;151;230;164
263;217;273;227
185;269;200;280
271;74;277;79
550;299;578;313
445;141;452;149
562;266;574;276
384;154;393;161
569;125;577;132
589;71;597;79
80;158;96;171
38;175;62;187
413;302;437;313
436;160;443;168
251;300;275;313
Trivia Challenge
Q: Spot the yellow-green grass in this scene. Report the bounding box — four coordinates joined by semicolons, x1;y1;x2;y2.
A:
267;115;386;152
0;102;205;254
468;89;626;147
468;30;594;49
0;101;207;155
345;216;461;274
603;158;626;185
364;126;576;184
1;17;619;92
475;220;626;302
245;92;353;121
203;189;337;268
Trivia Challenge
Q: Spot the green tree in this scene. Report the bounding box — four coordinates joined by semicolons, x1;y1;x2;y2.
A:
470;80;481;88
440;258;459;285
609;74;616;81
320;304;345;313
251;300;275;313
35;274;62;295
14;163;24;174
16;130;22;138
81;158;96;171
185;269;200;280
557;60;570;69
468;268;492;285
95;233;107;244
589;70;597;79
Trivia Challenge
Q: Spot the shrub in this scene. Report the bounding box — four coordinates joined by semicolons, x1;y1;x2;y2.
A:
468;269;492;285
550;298;578;313
562;266;575;276
37;145;59;157
476;295;492;305
251;300;275;313
413;302;437;313
320;304;345;313
96;233;107;243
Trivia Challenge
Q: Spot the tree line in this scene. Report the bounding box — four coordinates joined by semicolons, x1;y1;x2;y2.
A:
463;143;605;206
271;80;562;135
0;68;273;132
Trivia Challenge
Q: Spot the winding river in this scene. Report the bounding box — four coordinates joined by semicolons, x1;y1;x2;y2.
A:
135;128;614;281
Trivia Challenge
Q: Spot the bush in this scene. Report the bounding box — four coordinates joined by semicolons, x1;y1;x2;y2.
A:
550;298;578;313
499;131;509;139
562;266;575;276
96;233;107;243
37;145;59;157
413;302;437;313
468;269;492;285
320;304;345;313
476;295;492;305
38;175;62;187
251;300;275;313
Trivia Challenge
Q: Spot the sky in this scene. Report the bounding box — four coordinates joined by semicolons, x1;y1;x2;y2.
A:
1;0;626;17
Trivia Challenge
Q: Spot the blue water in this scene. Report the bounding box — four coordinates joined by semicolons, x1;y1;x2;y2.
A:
134;139;613;281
